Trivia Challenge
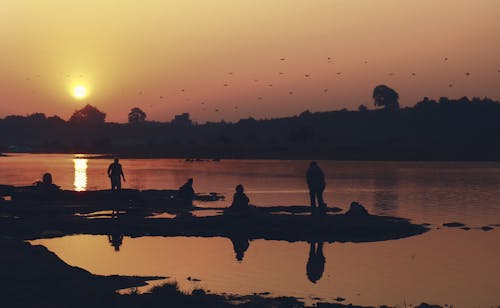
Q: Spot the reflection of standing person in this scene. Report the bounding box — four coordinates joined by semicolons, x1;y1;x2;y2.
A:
306;161;326;213
306;241;325;283
107;158;126;191
108;233;124;251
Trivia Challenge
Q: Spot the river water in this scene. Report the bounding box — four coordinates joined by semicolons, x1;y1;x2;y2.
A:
2;154;499;306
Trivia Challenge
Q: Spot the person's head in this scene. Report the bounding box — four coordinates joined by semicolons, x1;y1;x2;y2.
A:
235;184;244;194
187;178;193;185
114;158;119;164
42;173;53;185
310;161;317;167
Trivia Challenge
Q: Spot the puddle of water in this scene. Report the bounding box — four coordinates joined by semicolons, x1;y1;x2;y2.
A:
74;210;127;219
190;210;224;217
146;212;177;219
30;230;500;307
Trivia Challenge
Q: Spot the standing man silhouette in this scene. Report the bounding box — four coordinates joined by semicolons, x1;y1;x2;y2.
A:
108;158;126;190
306;161;326;213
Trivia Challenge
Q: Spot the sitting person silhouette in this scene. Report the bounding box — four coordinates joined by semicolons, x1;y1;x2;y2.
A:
306;241;326;284
34;173;60;192
178;178;195;205
229;184;250;210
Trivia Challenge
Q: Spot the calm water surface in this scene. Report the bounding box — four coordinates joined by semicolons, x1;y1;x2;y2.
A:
2;154;499;306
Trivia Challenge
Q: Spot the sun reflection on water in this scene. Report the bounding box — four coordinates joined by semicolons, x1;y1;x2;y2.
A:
73;158;88;191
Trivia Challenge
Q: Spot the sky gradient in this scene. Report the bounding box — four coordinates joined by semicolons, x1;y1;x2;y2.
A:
1;0;499;123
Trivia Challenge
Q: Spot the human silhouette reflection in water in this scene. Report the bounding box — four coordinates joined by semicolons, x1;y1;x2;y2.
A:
108;211;123;251
108;233;124;252
229;235;250;262
306;241;325;283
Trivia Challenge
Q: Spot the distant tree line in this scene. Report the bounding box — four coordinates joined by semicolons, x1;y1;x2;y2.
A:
1;85;500;160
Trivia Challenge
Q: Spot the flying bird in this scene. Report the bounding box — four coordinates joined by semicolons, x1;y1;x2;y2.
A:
304;74;310;77
289;91;293;95
411;73;416;76
465;72;471;76
224;84;228;87
280;58;285;61
323;89;328;92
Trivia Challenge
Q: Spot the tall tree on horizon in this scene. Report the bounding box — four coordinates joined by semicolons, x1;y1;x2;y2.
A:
128;107;147;125
372;85;400;110
68;104;106;125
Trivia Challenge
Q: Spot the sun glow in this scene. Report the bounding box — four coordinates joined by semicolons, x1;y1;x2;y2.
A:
73;158;88;191
73;85;88;99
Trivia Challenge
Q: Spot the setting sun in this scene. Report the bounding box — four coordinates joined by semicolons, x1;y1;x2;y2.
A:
73;85;87;99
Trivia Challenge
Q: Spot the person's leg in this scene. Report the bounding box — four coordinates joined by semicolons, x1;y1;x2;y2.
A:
116;178;121;190
317;187;325;209
309;189;316;210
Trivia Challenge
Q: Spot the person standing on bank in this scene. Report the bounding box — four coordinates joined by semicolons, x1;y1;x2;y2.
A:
108;158;126;190
306;161;326;214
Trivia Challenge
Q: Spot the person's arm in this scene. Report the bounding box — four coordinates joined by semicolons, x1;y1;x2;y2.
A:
120;166;126;181
107;164;112;177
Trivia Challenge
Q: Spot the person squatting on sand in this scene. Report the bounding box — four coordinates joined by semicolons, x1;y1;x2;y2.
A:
178;178;195;205
229;184;250;211
34;172;60;192
306;161;326;214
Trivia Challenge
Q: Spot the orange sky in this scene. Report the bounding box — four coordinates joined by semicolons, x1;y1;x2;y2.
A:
0;0;499;123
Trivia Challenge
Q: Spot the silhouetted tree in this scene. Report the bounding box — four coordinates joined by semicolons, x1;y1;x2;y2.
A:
69;104;106;125
27;113;47;121
372;85;400;110
128;107;147;124
171;113;192;127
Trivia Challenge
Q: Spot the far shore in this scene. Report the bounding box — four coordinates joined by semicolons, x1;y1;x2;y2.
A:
3;150;500;162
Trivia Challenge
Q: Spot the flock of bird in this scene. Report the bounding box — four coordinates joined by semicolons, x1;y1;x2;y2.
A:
132;56;493;115
22;56;498;117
